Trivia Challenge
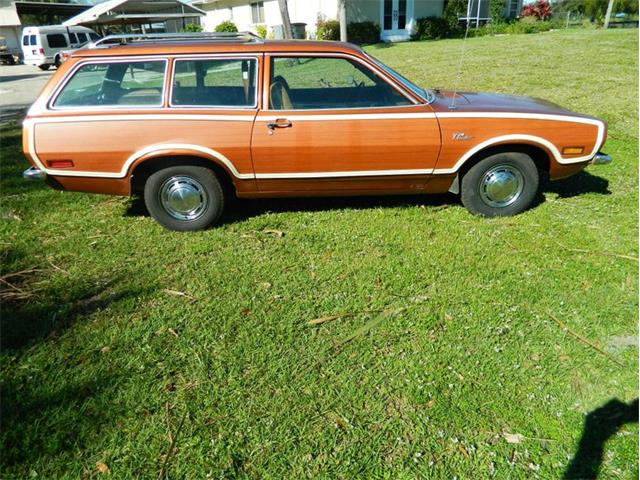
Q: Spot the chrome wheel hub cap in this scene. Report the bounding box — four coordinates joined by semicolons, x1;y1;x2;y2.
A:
479;164;524;208
159;175;208;221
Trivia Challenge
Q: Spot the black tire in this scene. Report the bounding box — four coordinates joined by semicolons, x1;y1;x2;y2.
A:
54;55;61;68
38;64;50;71
460;152;539;217
143;165;225;231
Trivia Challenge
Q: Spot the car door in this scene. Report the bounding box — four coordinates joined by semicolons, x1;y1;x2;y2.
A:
250;53;441;193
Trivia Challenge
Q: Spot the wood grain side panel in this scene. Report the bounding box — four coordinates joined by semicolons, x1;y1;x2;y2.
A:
436;118;599;170
34;118;255;176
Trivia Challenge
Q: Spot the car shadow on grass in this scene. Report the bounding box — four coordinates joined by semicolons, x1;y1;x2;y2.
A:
546;170;611;199
125;170;610;225
125;192;458;225
563;397;638;479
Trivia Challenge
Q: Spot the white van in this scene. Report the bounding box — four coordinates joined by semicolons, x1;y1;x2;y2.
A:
21;25;100;70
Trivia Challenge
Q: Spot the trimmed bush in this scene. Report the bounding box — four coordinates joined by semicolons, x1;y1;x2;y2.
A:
413;17;451;40
255;24;267;38
181;23;203;33
214;20;238;33
347;21;380;44
316;17;340;40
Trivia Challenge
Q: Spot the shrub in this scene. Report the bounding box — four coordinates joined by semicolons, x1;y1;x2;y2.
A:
255;24;267;38
347;21;380;44
316;16;340;40
490;0;507;23
521;0;553;20
181;23;203;33
413;17;450;40
214;20;238;33
442;0;466;35
469;19;553;37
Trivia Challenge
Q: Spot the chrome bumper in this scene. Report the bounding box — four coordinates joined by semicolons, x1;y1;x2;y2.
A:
591;152;612;165
23;166;46;180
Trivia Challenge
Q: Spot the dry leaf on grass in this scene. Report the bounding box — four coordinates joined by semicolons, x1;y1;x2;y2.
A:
262;229;284;238
163;289;196;301
308;314;343;325
503;432;524;444
96;461;111;474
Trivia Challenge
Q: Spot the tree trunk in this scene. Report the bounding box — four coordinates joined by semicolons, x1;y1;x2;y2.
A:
338;0;347;42
277;0;293;39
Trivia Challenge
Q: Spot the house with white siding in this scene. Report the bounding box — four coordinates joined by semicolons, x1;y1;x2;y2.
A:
193;0;523;42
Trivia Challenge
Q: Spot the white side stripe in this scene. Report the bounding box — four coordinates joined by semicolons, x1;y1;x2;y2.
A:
24;111;605;180
255;169;433;179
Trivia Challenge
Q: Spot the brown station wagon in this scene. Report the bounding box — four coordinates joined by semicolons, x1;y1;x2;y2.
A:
22;32;612;231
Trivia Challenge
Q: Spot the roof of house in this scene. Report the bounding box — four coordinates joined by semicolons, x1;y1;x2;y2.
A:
62;0;205;27
0;5;21;27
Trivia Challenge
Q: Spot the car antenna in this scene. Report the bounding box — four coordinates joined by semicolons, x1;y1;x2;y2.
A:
449;0;472;110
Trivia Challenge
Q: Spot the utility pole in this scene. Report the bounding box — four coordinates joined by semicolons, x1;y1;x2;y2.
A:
277;0;293;39
603;0;615;28
338;0;347;42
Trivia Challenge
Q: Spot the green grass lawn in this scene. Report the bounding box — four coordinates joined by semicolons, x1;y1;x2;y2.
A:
1;28;638;479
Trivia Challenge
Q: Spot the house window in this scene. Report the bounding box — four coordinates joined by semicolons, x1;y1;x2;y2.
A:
251;2;264;23
509;0;519;17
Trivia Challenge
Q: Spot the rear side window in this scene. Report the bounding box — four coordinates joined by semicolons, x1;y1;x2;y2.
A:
53;60;166;108
77;32;87;43
46;34;67;48
171;58;257;107
69;33;78;43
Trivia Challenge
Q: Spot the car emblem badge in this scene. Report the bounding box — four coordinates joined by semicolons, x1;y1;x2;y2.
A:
453;132;473;141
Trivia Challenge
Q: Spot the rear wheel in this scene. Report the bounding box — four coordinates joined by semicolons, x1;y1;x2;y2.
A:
38;64;50;71
460;152;539;217
54;55;61;68
143;165;225;231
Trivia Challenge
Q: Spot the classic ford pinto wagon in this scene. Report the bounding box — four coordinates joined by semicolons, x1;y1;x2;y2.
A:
23;32;611;230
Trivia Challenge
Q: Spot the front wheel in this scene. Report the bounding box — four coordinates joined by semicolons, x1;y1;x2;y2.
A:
460;152;539;217
38;64;50;71
143;165;225;231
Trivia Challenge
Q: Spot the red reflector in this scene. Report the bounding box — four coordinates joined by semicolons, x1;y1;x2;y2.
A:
48;160;74;168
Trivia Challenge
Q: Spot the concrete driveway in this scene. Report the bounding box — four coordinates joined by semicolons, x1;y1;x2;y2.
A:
0;64;54;121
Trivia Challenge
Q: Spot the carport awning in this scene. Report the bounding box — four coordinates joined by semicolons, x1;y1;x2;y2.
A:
62;0;205;27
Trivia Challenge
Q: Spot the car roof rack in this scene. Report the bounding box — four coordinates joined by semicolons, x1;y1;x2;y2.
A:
96;31;263;47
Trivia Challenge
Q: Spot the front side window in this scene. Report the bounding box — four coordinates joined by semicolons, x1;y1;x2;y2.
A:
89;33;101;41
269;56;413;110
171;58;257;107
53;60;166;108
46;34;68;48
77;32;88;43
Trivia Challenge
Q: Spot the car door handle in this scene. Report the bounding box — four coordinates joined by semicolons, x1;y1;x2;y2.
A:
267;119;293;131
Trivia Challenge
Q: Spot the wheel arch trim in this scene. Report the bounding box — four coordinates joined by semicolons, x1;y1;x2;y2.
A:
433;134;588;175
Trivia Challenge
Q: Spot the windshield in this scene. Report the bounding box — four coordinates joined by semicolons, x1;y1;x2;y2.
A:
364;52;434;103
